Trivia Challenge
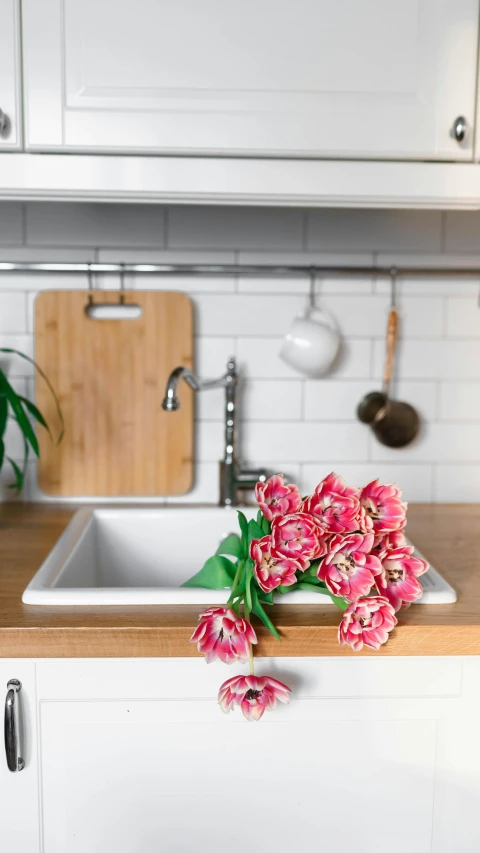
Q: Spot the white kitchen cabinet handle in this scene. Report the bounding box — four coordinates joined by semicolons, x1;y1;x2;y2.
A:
4;680;24;772
0;109;7;136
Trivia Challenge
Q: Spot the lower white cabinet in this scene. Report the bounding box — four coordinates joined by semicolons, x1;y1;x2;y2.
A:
3;656;480;851
0;661;39;851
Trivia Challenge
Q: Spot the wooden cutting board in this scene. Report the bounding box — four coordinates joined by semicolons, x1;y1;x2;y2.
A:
35;290;194;496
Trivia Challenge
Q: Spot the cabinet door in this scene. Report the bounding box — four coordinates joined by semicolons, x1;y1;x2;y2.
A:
0;662;39;852
0;0;22;149
36;657;480;853
22;0;479;159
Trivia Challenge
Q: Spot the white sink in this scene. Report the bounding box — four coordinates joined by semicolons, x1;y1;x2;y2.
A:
22;507;457;606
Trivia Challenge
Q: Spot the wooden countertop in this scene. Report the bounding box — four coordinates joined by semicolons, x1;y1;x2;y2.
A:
0;502;479;658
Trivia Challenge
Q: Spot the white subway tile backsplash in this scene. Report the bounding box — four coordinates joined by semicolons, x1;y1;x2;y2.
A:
165;462;220;504
435;465;480;502
0;203;24;246
1;202;480;503
194;294;304;336
373;339;480;381
237;275;373;296
0;336;34;375
445;297;480;338
197;379;303;423
439;382;480;421
168;207;304;250
0;273;89;293
301;463;433;502
244;422;369;464
0;293;26;333
194;337;235;376
26;203;166;247
197;421;225;462
307;210;442;252
133;275;235;293
305;379;437;422
370;422;480;463
238;337;372;380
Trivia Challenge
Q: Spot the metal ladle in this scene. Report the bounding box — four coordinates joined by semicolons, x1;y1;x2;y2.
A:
356;269;420;448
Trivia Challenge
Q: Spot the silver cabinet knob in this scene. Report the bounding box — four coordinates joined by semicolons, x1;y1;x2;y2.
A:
451;115;467;142
0;109;7;136
4;679;24;772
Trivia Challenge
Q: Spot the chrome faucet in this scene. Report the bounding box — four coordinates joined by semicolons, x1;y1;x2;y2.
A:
162;356;267;507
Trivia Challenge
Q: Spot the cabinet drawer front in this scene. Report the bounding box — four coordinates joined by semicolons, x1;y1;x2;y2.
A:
37;656;463;701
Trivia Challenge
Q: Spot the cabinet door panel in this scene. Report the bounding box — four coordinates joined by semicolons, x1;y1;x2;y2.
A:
0;0;22;149
40;698;440;853
0;662;39;852
22;0;479;158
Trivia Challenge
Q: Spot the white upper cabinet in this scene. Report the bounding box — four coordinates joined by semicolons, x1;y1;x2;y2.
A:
0;0;22;149
22;0;479;160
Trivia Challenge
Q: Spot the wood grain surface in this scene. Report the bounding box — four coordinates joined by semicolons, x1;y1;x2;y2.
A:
0;503;479;658
35;290;193;496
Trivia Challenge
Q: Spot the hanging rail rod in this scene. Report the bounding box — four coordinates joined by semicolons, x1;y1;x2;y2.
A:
0;262;480;278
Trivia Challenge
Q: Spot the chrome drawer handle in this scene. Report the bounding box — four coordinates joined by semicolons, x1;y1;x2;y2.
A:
4;680;24;772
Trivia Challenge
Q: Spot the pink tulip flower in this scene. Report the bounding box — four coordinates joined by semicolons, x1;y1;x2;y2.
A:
338;596;398;651
272;512;327;568
190;607;257;664
375;531;429;611
250;536;301;593
360;479;407;534
218;674;291;721
255;474;302;521
303;471;361;535
318;532;382;601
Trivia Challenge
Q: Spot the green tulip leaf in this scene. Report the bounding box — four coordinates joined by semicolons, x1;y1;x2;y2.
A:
215;533;242;559
247;518;265;544
181;555;237;589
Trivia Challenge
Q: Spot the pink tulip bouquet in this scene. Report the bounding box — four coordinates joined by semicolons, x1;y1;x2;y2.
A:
186;472;429;721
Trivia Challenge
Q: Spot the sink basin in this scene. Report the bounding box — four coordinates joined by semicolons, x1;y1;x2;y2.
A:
22;507;457;606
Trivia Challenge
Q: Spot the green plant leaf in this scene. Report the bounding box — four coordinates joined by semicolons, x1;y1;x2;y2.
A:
251;586;281;641
258;590;273;606
0;437;4;471
182;555;236;589
0;372;39;456
0;348;64;444
0;393;7;437
18;396;52;438
215;533;242;559
6;456;24;493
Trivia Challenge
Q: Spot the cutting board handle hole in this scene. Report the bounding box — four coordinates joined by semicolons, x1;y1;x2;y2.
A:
84;303;143;320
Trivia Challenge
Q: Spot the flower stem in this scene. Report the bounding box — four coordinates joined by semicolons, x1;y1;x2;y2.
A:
227;559;244;606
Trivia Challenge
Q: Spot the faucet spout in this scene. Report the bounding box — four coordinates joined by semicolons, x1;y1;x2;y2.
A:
162;356;269;506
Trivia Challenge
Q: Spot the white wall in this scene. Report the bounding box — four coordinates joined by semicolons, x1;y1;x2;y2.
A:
1;202;480;504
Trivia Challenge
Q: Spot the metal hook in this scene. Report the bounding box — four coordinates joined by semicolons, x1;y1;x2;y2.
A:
119;264;126;305
390;266;398;308
309;267;316;309
87;264;94;306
